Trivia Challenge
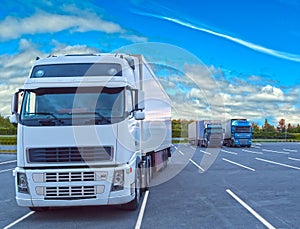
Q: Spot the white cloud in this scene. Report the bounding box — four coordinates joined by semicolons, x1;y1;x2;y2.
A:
120;34;148;43
0;39;107;116
0;5;148;43
49;40;101;55
0;10;124;41
1;41;299;126
160;63;300;125
247;84;284;102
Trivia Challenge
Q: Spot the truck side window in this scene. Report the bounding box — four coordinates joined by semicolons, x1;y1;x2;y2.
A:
23;92;36;115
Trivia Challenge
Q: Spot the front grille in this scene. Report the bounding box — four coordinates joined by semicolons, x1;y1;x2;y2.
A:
45;171;95;182
45;186;96;199
239;139;249;145
235;127;251;132
28;146;113;163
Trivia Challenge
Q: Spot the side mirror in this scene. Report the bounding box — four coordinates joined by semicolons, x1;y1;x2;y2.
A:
9;114;18;124
135;90;145;111
134;110;145;120
12;91;19;114
10;90;22;124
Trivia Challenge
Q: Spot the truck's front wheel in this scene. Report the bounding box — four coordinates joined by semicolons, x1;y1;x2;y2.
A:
29;207;49;212
121;170;141;211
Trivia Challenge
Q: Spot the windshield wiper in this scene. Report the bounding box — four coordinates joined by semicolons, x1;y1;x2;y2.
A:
70;111;111;123
26;112;64;125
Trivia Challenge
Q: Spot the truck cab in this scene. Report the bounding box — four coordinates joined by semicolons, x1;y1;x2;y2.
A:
204;123;223;148
223;119;252;147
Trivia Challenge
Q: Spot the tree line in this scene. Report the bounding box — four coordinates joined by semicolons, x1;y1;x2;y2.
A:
252;118;300;140
1;114;299;140
0;114;17;135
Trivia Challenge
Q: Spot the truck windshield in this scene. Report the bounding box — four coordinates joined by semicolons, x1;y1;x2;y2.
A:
207;128;222;134
20;87;125;126
235;126;251;133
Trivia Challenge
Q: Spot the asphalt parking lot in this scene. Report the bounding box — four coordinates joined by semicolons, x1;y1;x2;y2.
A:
1;142;300;228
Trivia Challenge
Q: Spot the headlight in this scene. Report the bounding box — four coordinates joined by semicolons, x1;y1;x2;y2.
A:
17;172;29;194
111;170;124;192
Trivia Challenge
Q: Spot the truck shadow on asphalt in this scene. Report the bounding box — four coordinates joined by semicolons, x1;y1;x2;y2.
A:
27;205;140;227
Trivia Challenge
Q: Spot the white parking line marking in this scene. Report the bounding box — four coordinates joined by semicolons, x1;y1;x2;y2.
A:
221;149;238;155
135;190;149;229
253;143;262;146
242;149;263;155
256;157;300;170
222;158;255;171
251;145;261;149
288;157;300;162
0;168;14;174
283;148;297;153
199;149;211;155
189;159;205;172
262;149;289;155
3;211;35;229
178;150;184;156
226;189;275;229
0;160;16;165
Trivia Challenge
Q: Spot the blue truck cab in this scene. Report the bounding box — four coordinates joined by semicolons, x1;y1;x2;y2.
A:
223;119;253;147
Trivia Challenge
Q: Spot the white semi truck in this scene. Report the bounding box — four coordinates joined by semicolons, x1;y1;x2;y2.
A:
10;53;171;211
188;120;223;147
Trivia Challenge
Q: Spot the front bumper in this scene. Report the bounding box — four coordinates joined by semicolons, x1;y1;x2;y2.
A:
14;166;135;207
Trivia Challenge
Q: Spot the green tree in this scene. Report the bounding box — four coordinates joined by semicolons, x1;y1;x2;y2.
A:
0;114;17;135
262;118;275;132
251;122;260;132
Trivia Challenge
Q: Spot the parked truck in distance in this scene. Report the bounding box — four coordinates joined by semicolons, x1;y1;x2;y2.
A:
222;119;252;147
10;53;172;211
188;120;223;148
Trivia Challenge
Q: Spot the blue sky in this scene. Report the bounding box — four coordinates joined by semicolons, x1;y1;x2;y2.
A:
0;0;300;126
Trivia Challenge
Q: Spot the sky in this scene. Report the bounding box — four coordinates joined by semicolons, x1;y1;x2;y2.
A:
0;0;300;126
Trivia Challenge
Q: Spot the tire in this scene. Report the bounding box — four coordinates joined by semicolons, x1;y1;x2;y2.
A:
121;169;141;211
230;140;235;147
142;165;150;192
29;207;49;212
162;150;168;169
141;162;150;192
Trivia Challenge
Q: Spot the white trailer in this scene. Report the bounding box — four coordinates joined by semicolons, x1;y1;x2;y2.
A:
10;53;171;211
188;120;223;147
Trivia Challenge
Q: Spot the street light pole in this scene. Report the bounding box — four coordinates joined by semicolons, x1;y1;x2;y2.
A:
285;124;287;142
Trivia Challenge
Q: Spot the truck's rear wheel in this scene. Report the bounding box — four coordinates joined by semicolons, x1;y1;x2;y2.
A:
141;161;150;192
142;164;150;192
163;150;168;169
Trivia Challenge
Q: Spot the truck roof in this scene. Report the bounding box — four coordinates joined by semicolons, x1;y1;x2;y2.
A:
23;53;139;89
34;53;135;66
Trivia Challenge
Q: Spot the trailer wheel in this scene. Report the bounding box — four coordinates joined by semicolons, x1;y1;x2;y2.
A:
163;150;168;169
143;165;150;191
121;169;141;211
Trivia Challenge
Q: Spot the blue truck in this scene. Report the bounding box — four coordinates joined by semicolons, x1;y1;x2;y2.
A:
223;119;252;147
